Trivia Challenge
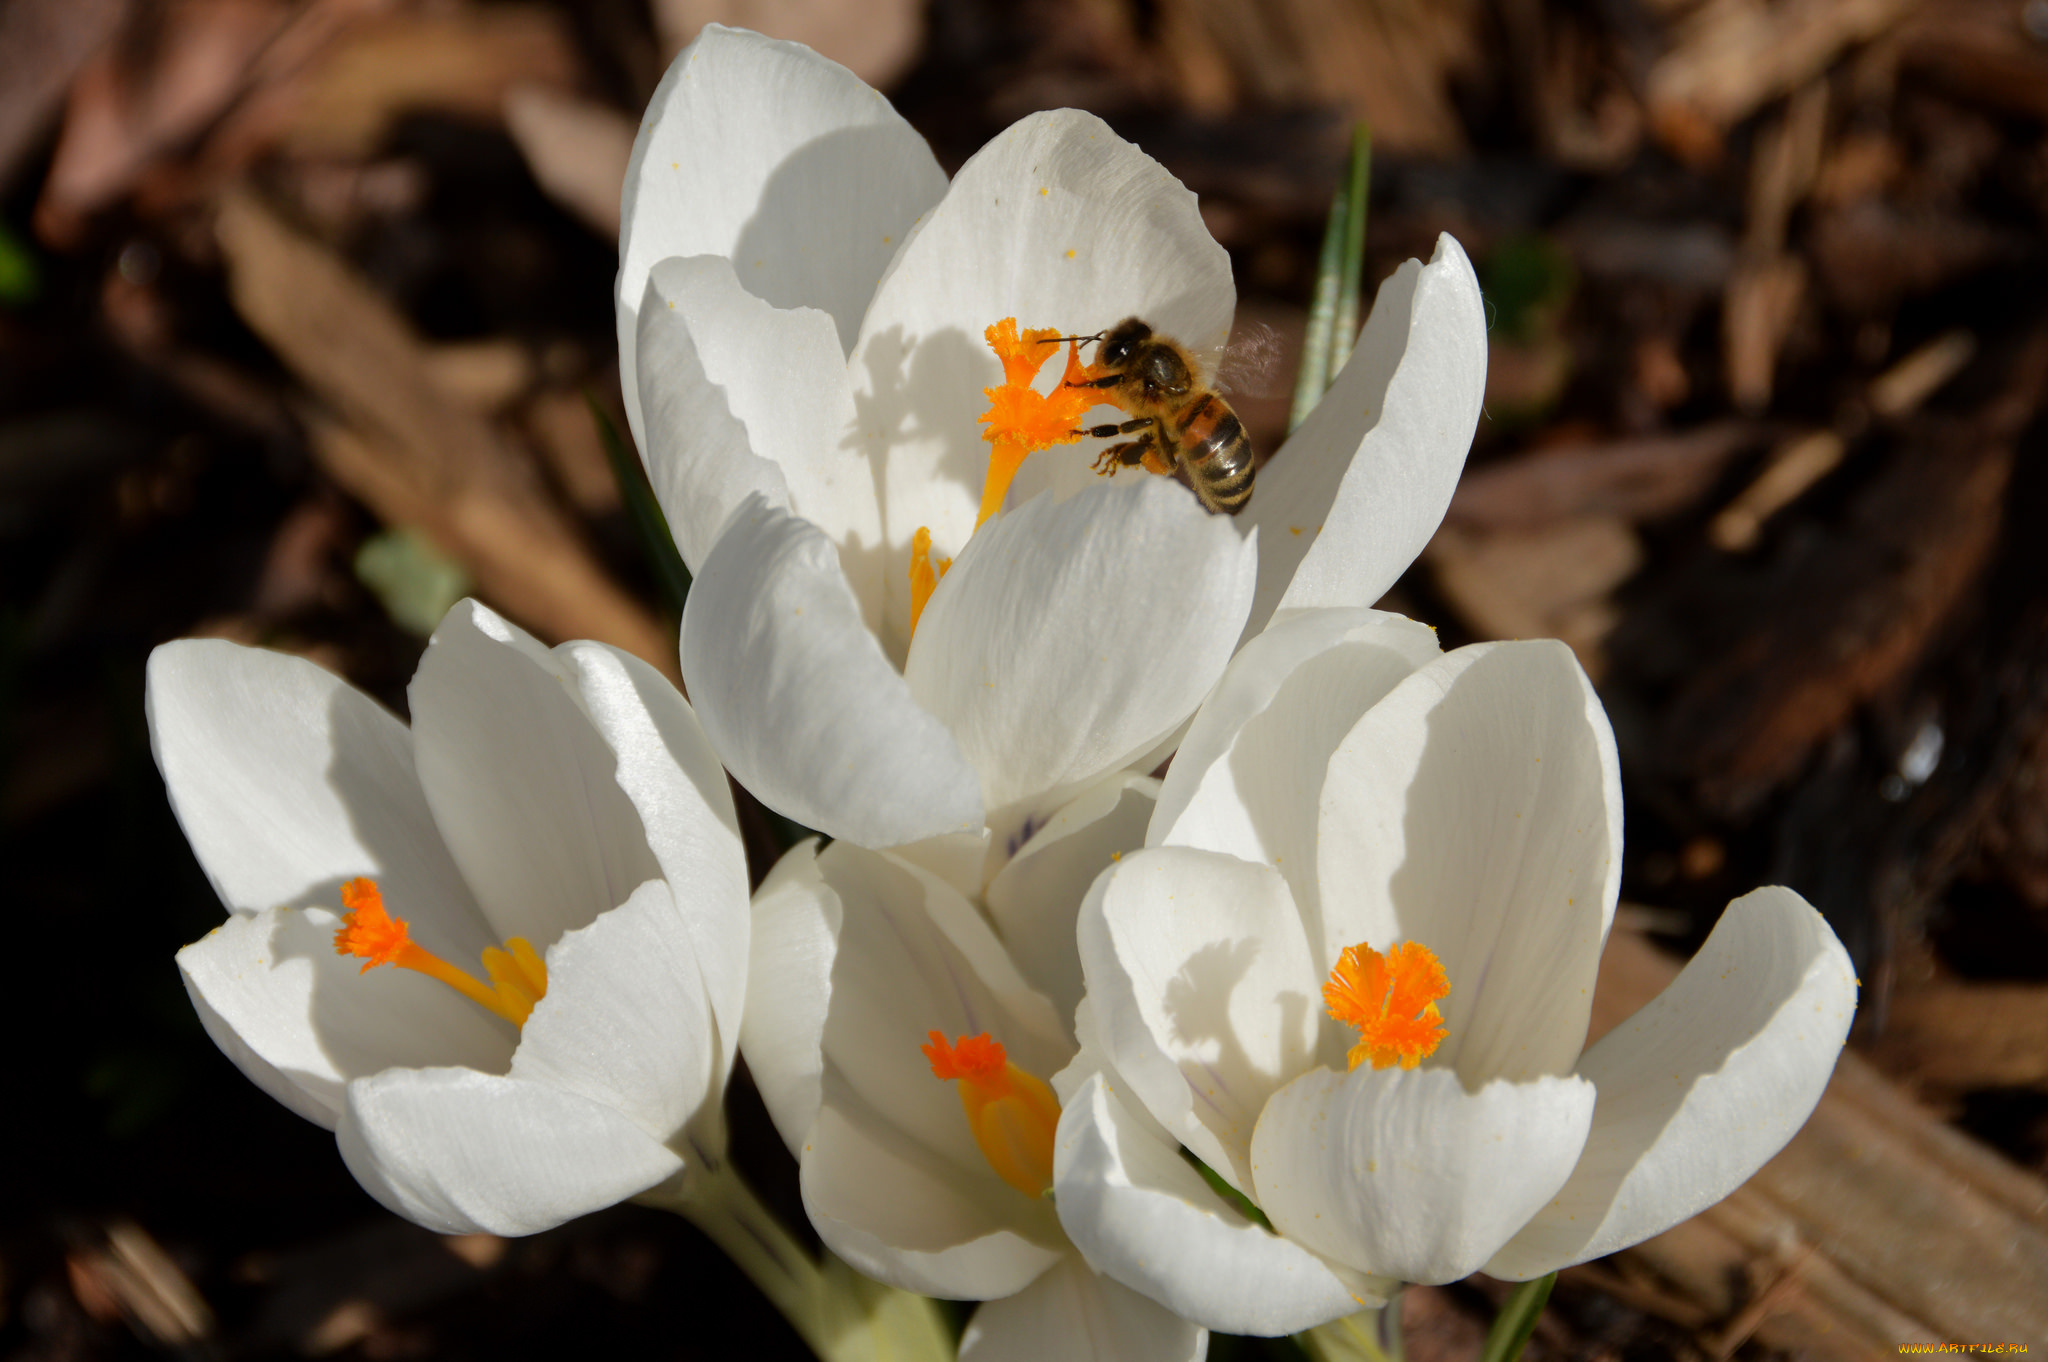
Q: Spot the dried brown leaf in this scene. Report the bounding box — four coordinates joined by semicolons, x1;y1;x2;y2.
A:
502;82;632;239
213;190;677;680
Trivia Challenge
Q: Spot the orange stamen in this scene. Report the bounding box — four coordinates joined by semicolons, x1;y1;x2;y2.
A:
907;526;952;639
924;1030;1061;1198
972;318;1117;529
333;877;545;1028
1322;940;1449;1071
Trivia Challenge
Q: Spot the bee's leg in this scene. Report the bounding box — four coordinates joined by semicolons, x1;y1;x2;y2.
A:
1074;418;1154;440
1094;441;1152;475
1077;419;1159;476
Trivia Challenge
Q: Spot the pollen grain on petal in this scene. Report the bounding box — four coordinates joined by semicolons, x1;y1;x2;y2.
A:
1324;939;1449;1071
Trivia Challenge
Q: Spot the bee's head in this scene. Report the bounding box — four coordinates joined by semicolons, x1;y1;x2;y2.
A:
1098;318;1152;367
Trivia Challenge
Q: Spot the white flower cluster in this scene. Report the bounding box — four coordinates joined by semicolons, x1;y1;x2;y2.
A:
148;26;1855;1362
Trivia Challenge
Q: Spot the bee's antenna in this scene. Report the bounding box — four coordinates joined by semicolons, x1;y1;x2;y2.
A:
1038;332;1104;347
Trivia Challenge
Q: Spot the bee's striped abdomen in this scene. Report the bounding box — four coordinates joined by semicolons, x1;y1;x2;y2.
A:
1177;395;1256;515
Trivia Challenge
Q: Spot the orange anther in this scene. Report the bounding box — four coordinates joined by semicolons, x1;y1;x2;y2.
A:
1323;940;1449;1071
907;526;951;639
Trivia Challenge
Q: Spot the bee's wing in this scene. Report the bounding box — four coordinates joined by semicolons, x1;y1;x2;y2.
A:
1212;320;1284;397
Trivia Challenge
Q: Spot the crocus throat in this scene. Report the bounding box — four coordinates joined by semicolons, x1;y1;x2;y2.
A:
923;1030;1060;1198
1322;940;1449;1071
332;877;546;1028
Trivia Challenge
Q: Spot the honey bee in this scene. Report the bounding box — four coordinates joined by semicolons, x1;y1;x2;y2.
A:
1043;318;1257;516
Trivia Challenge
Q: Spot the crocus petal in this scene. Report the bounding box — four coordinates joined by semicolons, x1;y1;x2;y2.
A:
337;1067;685;1236
1155;609;1440;946
847;108;1235;639
633;259;792;566
802;1099;1066;1299
636;258;885;619
890;826;994;904
616;24;948;446
1054;1070;1384;1335
508;880;717;1142
1250;1067;1595;1284
679;498;983;846
986;772;1158;1024
145;639;488;955
1485;887;1857;1279
906;478;1257;815
1149;607;1440;847
794;841;1071;1296
408;600;662;948
554;639;749;1083
1077;847;1319;1191
959;1254;1207;1362
177;905;515;1129
1317;640;1622;1084
814;841;1070;1174
739;840;836;1156
1241;235;1486;635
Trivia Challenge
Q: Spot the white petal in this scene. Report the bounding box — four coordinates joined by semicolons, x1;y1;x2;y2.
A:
1156;610;1441;948
337;1067;685;1236
616;25;947;446
145;640;486;950
795;842;1073;1296
848;108;1235;641
1076;848;1319;1190
986;772;1158;1025
815;841;1070;1173
1242;235;1487;634
1251;1067;1595;1284
960;1254;1207;1362
1486;887;1857;1279
634;258;793;567
177;905;516;1129
636;258;885;621
1150;607;1440;846
554;640;749;1084
802;1098;1065;1299
1054;1070;1383;1335
679;498;983;846
906;478;1257;814
740;840;837;1156
509;880;717;1142
890;826;995;904
408;601;661;947
1317;640;1622;1083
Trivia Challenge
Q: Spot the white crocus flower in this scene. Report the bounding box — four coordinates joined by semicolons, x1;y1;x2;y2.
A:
741;835;1205;1362
149;599;748;1236
616;25;1486;852
1050;609;1858;1333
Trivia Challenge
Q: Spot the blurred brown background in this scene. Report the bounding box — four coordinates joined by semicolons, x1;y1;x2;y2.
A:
3;0;2047;1356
